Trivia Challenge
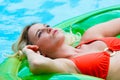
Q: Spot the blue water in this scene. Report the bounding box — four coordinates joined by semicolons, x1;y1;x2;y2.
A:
0;0;120;63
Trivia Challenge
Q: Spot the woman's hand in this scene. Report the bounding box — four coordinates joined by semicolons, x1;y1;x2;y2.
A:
22;45;39;54
17;45;38;61
27;45;39;52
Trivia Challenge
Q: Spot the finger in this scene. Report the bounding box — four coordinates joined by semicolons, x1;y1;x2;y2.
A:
22;46;35;54
27;45;39;52
36;51;40;54
27;45;38;49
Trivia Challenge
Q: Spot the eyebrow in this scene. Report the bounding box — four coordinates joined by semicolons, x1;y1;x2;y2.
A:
43;24;50;27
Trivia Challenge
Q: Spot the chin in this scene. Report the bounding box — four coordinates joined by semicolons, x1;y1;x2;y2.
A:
57;34;65;41
57;32;65;38
56;37;65;46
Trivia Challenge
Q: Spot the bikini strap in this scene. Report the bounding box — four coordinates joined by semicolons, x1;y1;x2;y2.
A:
104;48;120;57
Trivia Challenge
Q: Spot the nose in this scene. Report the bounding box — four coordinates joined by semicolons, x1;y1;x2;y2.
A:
47;27;52;33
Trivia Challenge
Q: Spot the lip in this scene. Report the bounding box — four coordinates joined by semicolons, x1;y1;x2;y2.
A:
52;29;58;35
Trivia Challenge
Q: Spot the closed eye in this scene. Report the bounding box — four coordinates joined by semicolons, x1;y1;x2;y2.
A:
38;30;42;38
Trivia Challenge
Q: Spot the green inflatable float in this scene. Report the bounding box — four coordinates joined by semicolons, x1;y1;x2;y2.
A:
1;5;120;80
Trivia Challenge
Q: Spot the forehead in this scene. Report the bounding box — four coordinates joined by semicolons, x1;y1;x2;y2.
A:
28;23;45;39
30;23;45;31
28;23;45;34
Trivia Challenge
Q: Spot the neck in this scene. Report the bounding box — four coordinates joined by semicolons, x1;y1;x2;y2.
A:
46;44;79;59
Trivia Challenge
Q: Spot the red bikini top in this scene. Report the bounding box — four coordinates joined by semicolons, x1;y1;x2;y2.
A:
71;37;120;79
71;52;110;79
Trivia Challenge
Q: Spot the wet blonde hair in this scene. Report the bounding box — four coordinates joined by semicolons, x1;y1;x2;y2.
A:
12;23;35;52
10;23;35;60
11;23;81;60
54;27;81;47
64;27;81;47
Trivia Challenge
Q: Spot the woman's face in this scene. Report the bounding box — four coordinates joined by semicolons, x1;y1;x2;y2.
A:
28;23;65;53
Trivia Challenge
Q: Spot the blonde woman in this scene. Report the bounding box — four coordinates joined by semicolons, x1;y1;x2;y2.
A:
13;18;120;80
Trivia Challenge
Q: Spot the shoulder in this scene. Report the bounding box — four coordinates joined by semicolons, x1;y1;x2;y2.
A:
81;18;120;43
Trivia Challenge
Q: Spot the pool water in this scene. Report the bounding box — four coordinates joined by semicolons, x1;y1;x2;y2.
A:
0;0;120;63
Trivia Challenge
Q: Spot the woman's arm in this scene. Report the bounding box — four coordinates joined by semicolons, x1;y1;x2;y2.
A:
22;45;79;74
81;18;120;43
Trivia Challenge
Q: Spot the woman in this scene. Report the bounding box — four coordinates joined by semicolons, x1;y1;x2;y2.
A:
13;18;120;80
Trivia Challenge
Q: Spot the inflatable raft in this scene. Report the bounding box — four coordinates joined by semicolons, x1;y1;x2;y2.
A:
1;5;120;80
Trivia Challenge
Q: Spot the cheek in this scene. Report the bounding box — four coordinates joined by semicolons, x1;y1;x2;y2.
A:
36;36;50;46
36;32;65;47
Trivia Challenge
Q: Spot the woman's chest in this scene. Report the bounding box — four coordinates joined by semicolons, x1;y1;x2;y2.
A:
76;40;108;56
